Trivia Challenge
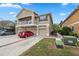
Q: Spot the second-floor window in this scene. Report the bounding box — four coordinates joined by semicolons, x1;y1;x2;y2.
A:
39;15;47;22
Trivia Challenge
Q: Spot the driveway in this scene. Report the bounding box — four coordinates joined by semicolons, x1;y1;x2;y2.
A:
0;35;44;56
0;35;21;46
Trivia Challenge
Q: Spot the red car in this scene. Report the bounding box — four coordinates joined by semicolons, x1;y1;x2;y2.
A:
18;31;34;38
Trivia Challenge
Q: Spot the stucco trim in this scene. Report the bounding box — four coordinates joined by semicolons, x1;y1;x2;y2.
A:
67;21;79;27
16;8;38;18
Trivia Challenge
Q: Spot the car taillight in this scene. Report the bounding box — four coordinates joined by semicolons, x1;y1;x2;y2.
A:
22;32;25;35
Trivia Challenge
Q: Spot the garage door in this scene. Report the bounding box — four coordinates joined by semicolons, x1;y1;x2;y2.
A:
26;27;37;35
17;27;25;34
39;28;47;36
17;27;37;35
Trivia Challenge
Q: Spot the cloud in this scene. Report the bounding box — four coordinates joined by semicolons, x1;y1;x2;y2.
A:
61;3;69;6
59;13;66;16
21;3;30;5
13;14;16;17
9;11;17;17
9;12;16;15
0;3;21;8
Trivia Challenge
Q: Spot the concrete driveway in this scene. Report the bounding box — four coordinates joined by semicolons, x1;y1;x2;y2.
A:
0;35;44;56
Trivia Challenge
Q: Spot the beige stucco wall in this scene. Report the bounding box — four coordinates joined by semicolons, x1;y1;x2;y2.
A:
73;24;79;36
63;9;79;26
16;9;53;36
63;9;79;36
38;25;49;36
17;9;34;20
39;28;47;36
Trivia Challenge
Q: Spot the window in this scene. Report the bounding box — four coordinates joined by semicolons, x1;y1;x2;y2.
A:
71;26;74;31
39;15;47;21
28;20;31;24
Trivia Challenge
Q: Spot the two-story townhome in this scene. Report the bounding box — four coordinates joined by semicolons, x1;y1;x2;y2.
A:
16;8;53;36
62;7;79;36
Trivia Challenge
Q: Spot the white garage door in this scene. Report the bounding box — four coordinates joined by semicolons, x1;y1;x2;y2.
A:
17;28;25;34
39;28;47;36
17;27;37;35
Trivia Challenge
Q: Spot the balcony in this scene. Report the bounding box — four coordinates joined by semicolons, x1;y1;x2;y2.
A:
17;20;32;25
39;21;48;24
35;15;49;25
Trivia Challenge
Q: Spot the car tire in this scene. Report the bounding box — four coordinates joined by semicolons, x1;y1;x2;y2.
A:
19;36;26;38
1;33;6;36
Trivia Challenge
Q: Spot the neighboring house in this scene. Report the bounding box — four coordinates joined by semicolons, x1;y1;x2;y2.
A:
16;8;53;36
62;7;79;36
0;20;15;30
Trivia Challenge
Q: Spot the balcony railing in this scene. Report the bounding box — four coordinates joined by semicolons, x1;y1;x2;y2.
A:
38;21;48;24
17;21;32;25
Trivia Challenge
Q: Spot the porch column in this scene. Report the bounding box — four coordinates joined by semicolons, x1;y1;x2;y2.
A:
47;25;49;36
32;15;34;24
37;25;39;35
15;20;18;34
15;26;18;35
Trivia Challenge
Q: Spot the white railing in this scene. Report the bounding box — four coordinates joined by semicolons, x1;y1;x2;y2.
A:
17;21;32;25
38;21;48;24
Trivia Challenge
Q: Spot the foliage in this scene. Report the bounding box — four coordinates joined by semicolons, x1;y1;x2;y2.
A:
51;24;77;36
69;32;77;36
58;26;72;35
52;24;61;33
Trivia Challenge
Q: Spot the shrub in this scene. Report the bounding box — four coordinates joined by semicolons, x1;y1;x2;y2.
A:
58;27;72;35
50;31;57;35
52;24;78;37
51;24;61;35
69;32;76;36
52;24;61;33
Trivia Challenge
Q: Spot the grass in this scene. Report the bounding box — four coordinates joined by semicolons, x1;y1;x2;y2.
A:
20;38;75;56
77;41;79;46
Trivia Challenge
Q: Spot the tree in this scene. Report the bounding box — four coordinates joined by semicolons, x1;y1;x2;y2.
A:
60;21;63;27
53;24;61;33
59;26;72;35
51;24;77;36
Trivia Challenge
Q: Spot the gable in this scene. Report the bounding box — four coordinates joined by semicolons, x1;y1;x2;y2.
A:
63;8;79;26
16;9;34;19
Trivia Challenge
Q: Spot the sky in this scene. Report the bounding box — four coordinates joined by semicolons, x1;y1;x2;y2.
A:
0;3;78;23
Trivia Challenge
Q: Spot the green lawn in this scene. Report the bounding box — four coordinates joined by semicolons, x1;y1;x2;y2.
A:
77;41;79;46
20;38;76;56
